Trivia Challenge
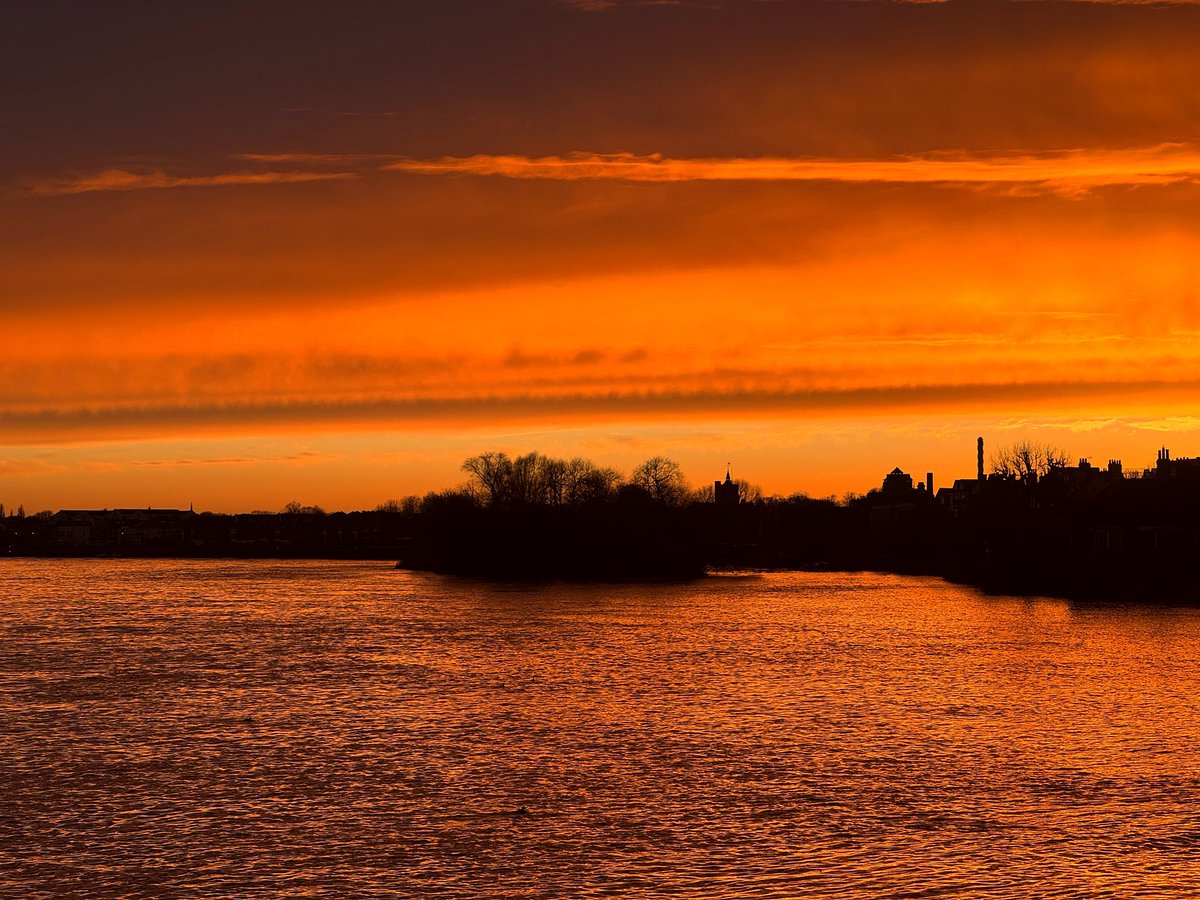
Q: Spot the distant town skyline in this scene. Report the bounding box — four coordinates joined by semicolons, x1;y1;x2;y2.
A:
4;436;1198;517
6;1;1200;512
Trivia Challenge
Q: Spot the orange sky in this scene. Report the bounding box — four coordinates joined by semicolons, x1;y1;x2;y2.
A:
5;0;1200;512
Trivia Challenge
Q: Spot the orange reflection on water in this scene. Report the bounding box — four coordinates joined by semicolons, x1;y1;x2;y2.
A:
2;561;1199;895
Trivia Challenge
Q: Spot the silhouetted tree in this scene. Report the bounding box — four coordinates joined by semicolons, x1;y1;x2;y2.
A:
420;488;478;515
461;451;516;506
990;441;1070;481
631;456;689;505
282;501;325;515
734;479;762;503
462;451;622;508
564;458;623;505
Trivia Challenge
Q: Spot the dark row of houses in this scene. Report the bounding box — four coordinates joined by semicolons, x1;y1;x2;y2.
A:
861;439;1200;595
1;508;413;559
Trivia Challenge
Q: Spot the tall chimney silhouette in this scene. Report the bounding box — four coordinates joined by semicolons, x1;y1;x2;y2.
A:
977;437;984;481
926;472;934;494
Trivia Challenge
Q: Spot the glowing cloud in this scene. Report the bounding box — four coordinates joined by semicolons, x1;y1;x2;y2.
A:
35;145;1200;201
380;145;1200;193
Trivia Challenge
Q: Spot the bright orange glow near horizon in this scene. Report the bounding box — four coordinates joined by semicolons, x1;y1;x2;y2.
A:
6;1;1200;513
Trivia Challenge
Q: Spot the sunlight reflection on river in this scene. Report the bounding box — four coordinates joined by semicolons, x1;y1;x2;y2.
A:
2;560;1199;898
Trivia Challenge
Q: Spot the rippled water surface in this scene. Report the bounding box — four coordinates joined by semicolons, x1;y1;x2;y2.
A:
3;560;1200;897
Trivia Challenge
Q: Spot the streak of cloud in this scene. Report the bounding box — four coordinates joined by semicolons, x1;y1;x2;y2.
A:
130;451;334;468
29;168;356;197
379;145;1200;193
33;144;1200;200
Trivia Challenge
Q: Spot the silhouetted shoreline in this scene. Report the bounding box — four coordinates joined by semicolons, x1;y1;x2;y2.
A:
6;444;1200;600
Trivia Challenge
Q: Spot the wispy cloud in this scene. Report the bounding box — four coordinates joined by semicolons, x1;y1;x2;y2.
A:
34;143;1200;199
1130;415;1200;432
130;451;334;468
29;168;356;197
379;145;1200;193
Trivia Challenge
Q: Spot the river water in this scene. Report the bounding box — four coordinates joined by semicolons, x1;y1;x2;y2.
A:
2;560;1200;898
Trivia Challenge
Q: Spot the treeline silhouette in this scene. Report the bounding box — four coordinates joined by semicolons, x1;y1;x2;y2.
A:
404;451;875;579
1;451;853;579
10;442;1200;597
412;453;708;578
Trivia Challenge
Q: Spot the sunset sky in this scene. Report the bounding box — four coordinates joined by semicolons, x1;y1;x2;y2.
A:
6;0;1200;512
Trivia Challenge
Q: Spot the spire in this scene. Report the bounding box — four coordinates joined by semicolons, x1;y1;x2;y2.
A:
724;463;732;484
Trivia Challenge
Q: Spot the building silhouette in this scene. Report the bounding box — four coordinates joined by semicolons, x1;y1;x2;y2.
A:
881;467;914;497
715;466;740;509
